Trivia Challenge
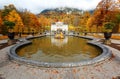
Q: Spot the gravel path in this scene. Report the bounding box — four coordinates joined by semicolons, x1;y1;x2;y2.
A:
0;44;120;79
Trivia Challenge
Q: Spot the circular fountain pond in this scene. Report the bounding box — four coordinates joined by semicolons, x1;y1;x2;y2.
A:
9;35;112;67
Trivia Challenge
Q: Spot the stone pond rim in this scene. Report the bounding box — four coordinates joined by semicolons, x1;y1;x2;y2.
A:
8;35;112;68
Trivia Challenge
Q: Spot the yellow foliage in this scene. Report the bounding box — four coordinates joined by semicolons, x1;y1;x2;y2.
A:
4;10;24;32
38;15;50;27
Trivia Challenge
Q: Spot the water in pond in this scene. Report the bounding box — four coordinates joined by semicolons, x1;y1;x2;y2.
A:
17;36;102;63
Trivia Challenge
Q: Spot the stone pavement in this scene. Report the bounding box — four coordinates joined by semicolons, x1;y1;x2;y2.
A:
111;39;120;44
0;40;8;44
0;41;120;79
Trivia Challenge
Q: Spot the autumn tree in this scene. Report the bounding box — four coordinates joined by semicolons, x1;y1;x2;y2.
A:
91;9;104;32
4;10;24;33
78;11;91;32
87;17;96;32
19;10;30;33
113;12;120;32
19;10;40;34
0;4;24;35
27;13;40;33
38;15;50;32
1;4;16;19
90;0;120;32
73;16;80;27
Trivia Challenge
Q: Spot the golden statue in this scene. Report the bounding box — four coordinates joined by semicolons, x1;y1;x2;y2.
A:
55;32;64;39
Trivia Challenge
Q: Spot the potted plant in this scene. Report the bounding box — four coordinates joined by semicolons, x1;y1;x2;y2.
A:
4;21;15;40
103;22;115;44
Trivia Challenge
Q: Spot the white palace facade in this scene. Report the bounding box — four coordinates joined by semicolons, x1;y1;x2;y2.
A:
51;22;68;34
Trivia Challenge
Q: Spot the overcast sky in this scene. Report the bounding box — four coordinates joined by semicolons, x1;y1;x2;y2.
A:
0;0;101;14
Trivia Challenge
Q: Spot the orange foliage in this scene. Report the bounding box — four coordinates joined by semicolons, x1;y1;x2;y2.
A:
19;11;41;33
0;17;2;25
89;0;120;32
38;15;50;26
29;13;40;29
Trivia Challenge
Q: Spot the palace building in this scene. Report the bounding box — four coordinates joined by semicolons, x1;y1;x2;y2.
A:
51;22;68;34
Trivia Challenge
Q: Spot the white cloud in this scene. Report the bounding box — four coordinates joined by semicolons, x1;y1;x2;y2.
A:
0;0;101;14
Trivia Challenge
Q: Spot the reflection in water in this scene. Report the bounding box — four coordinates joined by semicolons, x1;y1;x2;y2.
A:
17;36;102;63
51;36;68;47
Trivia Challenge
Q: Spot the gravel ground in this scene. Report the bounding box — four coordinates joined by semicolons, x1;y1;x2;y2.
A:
0;41;120;79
